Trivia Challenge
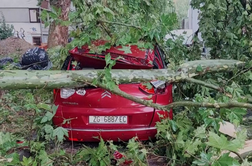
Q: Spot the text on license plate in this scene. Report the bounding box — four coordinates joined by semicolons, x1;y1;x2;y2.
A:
89;116;127;124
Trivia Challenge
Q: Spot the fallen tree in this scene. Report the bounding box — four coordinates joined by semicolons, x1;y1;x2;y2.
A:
0;59;244;89
1;59;251;112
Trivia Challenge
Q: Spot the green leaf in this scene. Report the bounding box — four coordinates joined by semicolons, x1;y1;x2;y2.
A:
44;22;50;28
193;152;212;166
21;156;34;166
44;124;53;134
61;20;71;26
241;159;252;166
175;132;185;149
0;132;12;145
52;105;58;114
40;112;54;123
230;128;247;150
142;82;153;90
118;46;132;54
39;150;53;166
53;127;68;142
40;116;48;123
184;139;202;157
143;0;151;6
248;72;252;80
169;120;178;132
206;131;245;152
37;103;51;110
208;4;215;10
196;65;203;72
103;7;114;15
105;53;112;66
212;153;239;166
49;12;58;19
194;125;206;138
225;108;247;123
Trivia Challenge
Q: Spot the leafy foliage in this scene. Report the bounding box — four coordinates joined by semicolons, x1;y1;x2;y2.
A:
0;14;14;40
2;0;252;166
68;0;177;45
74;138;111;166
41;0;178;68
191;0;252;61
0;89;69;166
149;0;252;165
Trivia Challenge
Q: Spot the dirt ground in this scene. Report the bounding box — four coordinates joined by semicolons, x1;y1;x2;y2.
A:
0;37;34;57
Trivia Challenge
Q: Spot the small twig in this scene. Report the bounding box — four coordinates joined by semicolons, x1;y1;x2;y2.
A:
0;99;18;115
166;101;252;109
184;77;232;98
226;67;252;84
230;150;244;161
184;77;223;92
185;151;206;163
184;77;252;103
97;19;142;29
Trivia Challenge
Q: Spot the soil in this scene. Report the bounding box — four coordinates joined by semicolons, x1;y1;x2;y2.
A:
0;37;35;57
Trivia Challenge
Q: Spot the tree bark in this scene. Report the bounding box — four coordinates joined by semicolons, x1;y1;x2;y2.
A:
47;0;71;48
0;60;250;110
0;60;244;90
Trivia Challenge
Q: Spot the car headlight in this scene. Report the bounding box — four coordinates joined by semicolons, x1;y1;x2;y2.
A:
60;88;75;99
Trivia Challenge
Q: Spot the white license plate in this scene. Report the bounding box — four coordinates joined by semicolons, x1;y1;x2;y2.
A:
89;116;127;124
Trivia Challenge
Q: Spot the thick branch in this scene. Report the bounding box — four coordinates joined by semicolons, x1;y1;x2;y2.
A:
0;60;244;90
73;75;252;110
0;59;250;110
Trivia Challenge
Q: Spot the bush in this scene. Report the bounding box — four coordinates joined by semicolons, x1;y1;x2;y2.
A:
0;14;14;40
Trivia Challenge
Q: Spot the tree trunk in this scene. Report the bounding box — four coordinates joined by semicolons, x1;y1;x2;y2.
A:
47;0;71;48
0;60;244;89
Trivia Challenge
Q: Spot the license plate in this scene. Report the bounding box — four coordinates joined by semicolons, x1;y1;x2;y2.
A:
89;116;127;124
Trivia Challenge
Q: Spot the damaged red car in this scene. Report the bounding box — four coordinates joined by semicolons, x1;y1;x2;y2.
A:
52;41;173;142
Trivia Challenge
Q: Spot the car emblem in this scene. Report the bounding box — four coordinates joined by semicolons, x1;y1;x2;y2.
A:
101;91;111;98
76;89;86;96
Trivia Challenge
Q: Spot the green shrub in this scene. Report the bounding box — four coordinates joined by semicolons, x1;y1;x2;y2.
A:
0;14;14;40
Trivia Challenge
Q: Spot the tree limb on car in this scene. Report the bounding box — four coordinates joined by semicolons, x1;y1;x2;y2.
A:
1;59;251;110
0;60;244;89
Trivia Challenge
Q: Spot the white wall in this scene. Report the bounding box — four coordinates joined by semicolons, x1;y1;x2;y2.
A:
188;5;202;41
10;23;41;44
0;0;38;8
188;7;199;33
0;8;30;23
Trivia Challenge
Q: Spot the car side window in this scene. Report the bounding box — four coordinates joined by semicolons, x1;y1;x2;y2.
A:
153;45;166;69
61;56;73;70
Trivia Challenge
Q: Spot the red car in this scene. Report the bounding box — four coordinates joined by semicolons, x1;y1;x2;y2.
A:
52;41;173;142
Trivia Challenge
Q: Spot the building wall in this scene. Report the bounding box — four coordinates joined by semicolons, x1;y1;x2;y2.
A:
0;0;48;45
11;23;42;45
0;8;30;23
0;0;38;8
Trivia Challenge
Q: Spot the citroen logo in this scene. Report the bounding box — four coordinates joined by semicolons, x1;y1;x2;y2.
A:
101;91;111;98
